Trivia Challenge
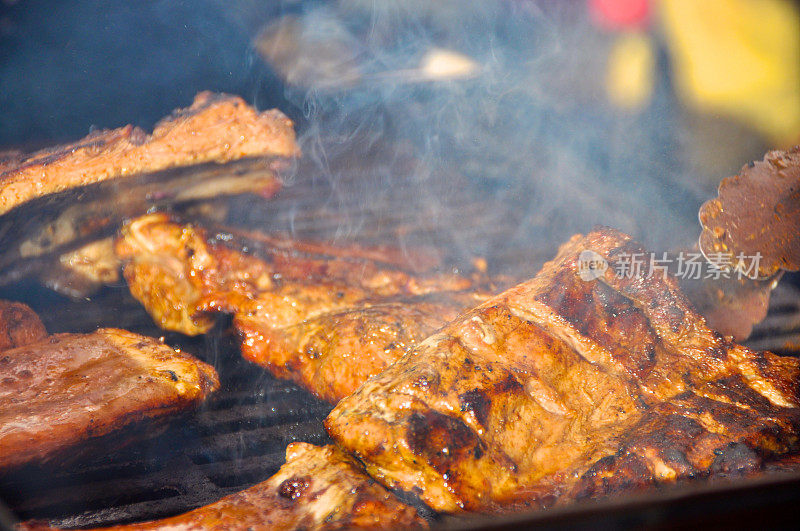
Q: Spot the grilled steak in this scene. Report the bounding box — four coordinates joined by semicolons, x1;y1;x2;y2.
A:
0;327;219;472
0;91;299;216
116;213;492;402
21;443;425;530
325;227;800;513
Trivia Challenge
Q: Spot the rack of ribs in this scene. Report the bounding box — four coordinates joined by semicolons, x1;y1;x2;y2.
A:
115;213;495;403
325;227;800;513
21;443;426;531
0;91;299;216
0;91;301;293
0;301;219;473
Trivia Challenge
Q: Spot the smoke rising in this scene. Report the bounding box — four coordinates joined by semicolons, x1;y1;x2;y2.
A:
0;0;730;275
244;0;707;275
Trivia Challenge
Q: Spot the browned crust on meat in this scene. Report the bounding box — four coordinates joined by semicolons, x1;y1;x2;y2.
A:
0;300;47;351
0;91;300;215
326;227;800;513
115;213;489;402
0;328;219;472
21;443;426;530
236;293;485;403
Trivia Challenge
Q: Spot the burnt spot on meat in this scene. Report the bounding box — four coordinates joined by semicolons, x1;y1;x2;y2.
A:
711;375;774;411
704;345;728;361
652;414;705;444
496;372;525;394
574;452;653;500
665;305;685;333
644;344;656;361
710;442;760;475
593;282;635;319
406;410;486;473
165;370;179;382
662;447;694;472
536;271;658;378
459;389;491;426
278;475;311;500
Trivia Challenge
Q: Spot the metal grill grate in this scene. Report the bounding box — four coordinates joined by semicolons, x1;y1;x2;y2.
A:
0;162;799;527
0;285;333;528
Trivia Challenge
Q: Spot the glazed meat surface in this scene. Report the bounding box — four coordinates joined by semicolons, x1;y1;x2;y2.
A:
0;91;299;215
0;300;47;350
325;228;800;513
116;213;492;402
22;443;425;530
237;292;487;402
0;328;219;472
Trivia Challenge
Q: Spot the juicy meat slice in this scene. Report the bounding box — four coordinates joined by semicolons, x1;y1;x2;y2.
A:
0;91;299;215
0;328;219;472
21;443;426;531
325;228;800;513
115;213;474;335
0;300;47;350
116;213;492;402
237;292;488;403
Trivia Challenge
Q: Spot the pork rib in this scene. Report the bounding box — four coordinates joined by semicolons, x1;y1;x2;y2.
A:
325;227;800;512
0;325;219;472
0;91;299;216
116;213;492;402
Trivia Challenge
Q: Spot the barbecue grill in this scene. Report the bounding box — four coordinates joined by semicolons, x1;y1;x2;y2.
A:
1;170;799;528
2;1;800;529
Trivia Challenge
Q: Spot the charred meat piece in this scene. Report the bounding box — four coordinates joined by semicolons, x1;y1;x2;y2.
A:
22;443;426;530
326;228;800;513
116;213;492;402
0;91;299;216
0;327;219;473
0;300;47;351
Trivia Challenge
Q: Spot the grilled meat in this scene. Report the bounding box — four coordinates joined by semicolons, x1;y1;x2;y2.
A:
116;213;492;402
237;292;487;402
0;300;47;350
21;443;426;530
0;92;300;296
0;91;298;216
0;327;219;472
325;227;800;513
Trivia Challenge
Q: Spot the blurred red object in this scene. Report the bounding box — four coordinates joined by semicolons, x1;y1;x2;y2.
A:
589;0;650;30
